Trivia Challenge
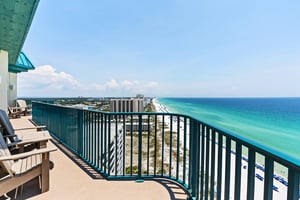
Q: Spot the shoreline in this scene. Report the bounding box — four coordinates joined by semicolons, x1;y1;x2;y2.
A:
152;100;290;199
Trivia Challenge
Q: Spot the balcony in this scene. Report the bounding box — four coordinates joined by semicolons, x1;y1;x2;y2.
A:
7;101;299;200
5;114;188;199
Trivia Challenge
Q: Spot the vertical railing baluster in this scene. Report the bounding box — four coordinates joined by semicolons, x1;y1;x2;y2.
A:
82;111;86;160
264;157;274;200
136;114;143;182
190;120;197;198
234;142;242;200
176;116;180;180
115;114;118;176
169;115;173;177
247;149;255;200
196;122;201;200
130;115;133;175
108;115;111;176
91;112;94;164
190;119;200;199
176;115;180;180
89;112;92;164
86;111;89;160
287;168;300;200
187;119;194;188
96;112;100;170
147;114;150;175
78;109;83;157
217;132;223;200
104;114;107;174
90;112;96;166
93;112;97;167
205;126;210;200
58;107;62;141
224;137;231;200
87;111;91;162
122;114;126;176
154;114;157;175
183;117;187;184
200;124;205;200
161;114;165;176
100;113;104;171
210;129;216;200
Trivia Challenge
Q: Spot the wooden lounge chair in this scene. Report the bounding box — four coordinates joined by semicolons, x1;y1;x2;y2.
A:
0;132;56;197
0;110;51;153
16;100;32;116
8;107;22;119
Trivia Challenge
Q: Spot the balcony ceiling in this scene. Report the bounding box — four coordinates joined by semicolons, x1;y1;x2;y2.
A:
0;0;39;67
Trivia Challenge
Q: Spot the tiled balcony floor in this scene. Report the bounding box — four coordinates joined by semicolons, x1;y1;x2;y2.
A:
2;116;188;200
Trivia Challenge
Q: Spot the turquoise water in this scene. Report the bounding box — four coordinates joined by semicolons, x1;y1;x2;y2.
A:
157;98;300;160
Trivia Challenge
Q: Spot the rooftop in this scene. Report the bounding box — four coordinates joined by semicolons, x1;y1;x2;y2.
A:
5;115;188;200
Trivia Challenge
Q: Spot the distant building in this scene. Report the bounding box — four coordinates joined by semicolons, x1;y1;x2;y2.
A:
136;94;144;99
110;98;144;112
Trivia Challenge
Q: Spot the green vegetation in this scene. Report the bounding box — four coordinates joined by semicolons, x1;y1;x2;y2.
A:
156;168;167;175
55;97;110;111
125;166;138;174
144;102;156;112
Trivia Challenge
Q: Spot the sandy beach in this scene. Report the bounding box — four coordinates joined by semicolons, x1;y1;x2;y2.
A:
153;99;290;199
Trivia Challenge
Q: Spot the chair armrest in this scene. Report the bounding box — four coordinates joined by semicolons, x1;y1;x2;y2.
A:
9;106;22;110
7;141;21;147
16;133;52;146
17;137;51;146
5;131;51;146
3;134;18;138
15;125;46;131
17;106;26;109
3;135;22;145
0;147;57;161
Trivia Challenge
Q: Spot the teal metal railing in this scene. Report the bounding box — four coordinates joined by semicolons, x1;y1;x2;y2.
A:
32;102;300;200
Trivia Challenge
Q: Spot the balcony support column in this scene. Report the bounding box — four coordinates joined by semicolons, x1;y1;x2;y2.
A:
8;72;17;106
0;50;8;111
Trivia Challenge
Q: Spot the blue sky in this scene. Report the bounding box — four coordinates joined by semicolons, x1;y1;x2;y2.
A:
19;0;300;97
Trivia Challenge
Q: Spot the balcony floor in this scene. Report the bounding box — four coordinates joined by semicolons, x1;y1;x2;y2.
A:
2;116;188;200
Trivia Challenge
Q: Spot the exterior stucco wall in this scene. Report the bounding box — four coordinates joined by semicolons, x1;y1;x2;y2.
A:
0;50;8;111
8;72;17;106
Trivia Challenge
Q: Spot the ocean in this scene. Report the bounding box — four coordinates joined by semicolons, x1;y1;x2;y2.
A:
156;97;300;161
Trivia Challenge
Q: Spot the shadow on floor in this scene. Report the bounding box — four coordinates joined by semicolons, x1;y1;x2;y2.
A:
51;137;191;200
154;178;190;200
0;177;40;200
50;138;104;180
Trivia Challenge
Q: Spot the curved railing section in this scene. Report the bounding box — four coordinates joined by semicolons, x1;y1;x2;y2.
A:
32;102;300;200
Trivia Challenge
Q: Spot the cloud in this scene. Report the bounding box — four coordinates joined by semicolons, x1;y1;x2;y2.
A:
105;79;119;89
18;65;159;97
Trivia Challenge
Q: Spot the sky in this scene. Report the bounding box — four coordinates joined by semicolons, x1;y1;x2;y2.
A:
19;0;300;97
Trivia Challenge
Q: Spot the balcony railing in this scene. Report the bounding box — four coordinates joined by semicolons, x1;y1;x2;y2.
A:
32;102;300;200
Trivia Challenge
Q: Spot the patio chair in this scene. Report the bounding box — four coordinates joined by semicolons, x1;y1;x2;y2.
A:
0;110;51;153
8;107;22;119
0;132;57;197
16;100;32;116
